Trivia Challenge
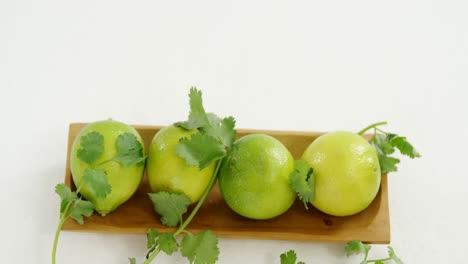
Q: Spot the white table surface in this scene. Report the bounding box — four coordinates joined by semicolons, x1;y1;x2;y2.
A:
1;1;467;263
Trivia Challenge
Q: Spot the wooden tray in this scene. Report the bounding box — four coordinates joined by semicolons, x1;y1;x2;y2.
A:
63;123;390;244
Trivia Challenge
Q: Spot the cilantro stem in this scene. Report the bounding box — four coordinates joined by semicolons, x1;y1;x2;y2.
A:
357;121;388;135
375;127;387;134
145;245;157;259
364;249;369;262
143;247;161;264
51;215;67;264
367;257;392;263
51;197;84;264
180;230;192;235
174;159;223;236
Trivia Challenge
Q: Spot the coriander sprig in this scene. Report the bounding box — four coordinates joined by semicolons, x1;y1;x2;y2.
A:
358;121;421;174
289;160;315;209
345;240;404;264
52;177;111;264
53;130;145;264
80;131;146;169
175;88;236;168
280;241;404;264
131;87;235;264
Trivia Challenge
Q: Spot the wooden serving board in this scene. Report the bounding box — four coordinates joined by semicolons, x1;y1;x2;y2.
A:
63;123;390;244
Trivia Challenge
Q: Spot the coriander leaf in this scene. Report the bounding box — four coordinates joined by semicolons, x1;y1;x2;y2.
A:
372;134;394;155
344;240;370;257
81;169;112;200
176;87;210;130
298;262;305;264
148;192;191;227
77;131;104;165
174;87;236;171
128;257;136;264
55;184;77;202
175;87;236;150
390;136;421;159
147;229;159;249
69;199;94;224
374;261;384;264
175;133;226;169
55;184;78;214
370;136;401;174
388;246;404;264
115;132;146;167
158;233;179;255
378;155;400;174
289;160;315;209
181;230;219;264
280;250;297;264
205;114;237;147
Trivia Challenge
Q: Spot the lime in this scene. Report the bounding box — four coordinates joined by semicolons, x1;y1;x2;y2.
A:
70;120;145;214
302;131;381;216
218;134;296;220
147;125;216;203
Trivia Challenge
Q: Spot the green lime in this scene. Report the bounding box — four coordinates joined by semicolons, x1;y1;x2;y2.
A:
218;134;296;220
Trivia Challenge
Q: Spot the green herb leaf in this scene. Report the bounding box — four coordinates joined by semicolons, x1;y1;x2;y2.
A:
55;184;78;214
279;250;306;264
176;87;210;130
81;168;112;200
388;246;404;264
158;233;179;255
371;134;401;174
77;131;104;165
361;122;420;174
55;183;95;224
146;229;159;249
343;240;405;264
175;133;226;169
128;257;137;264
69;199;94;224
52;178;103;262
205;114;237;147
181;230;219;264
344;240;371;257
55;184;77;202
115;132;146;167
377;155;400;174
175;87;236;170
390;136;421;159
280;250;298;264
148;192;191;227
289;160;315;209
373;134;395;155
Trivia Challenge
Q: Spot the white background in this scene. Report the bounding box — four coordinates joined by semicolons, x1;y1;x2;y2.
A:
1;0;467;263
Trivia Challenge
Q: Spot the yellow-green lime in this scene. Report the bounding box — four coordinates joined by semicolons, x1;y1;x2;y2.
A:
70;120;145;214
302;131;381;216
147;125;216;203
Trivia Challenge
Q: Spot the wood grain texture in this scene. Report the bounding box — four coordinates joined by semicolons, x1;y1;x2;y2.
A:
63;123;390;244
